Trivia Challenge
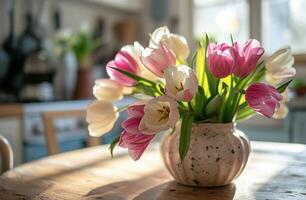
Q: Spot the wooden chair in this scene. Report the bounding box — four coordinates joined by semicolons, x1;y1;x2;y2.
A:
42;110;101;155
0;135;13;174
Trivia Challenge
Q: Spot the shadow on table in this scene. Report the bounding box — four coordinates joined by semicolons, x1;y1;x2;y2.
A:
134;181;236;200
254;148;306;199
84;178;236;200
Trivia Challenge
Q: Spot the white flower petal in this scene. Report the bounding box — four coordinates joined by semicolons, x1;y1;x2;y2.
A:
163;34;190;59
266;46;295;85
164;65;198;101
139;96;179;134
93;79;123;101
86;100;119;137
273;102;288;119
149;26;190;59
149;26;171;48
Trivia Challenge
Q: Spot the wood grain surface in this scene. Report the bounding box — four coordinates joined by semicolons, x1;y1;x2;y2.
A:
0;141;306;200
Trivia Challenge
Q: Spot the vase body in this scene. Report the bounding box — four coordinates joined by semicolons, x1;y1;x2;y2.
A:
160;122;250;187
74;68;94;100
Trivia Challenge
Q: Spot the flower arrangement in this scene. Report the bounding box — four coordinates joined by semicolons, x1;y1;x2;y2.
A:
86;27;295;161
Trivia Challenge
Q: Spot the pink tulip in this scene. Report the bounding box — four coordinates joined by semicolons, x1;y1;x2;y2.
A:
119;103;155;161
233;39;264;77
141;43;176;77
106;51;141;86
207;43;234;78
245;83;282;118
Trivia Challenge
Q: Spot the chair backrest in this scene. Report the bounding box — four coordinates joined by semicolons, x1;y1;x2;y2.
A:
0;135;13;174
42;110;101;155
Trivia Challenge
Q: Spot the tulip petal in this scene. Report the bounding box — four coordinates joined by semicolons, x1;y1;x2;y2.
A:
233;39;264;77
245;83;282;118
93;79;124;101
265;46;295;85
208;43;234;78
86;100;119;137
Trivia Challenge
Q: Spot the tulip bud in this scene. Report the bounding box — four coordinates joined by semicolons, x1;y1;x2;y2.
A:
93;79;123;102
149;26;190;59
106;51;141;86
207;43;234;78
233;39;264;77
86;100;119;137
141;43;176;77
164;65;198;102
245;83;282;118
139;96;179;134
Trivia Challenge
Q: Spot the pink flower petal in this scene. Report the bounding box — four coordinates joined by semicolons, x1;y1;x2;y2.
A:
233;39;264;77
246;83;282;118
106;51;140;86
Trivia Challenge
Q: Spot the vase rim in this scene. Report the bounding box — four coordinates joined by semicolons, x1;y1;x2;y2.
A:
192;122;236;129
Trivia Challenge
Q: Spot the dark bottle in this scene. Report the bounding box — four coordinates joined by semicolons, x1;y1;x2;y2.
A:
18;12;41;65
2;0;21;95
0;48;9;85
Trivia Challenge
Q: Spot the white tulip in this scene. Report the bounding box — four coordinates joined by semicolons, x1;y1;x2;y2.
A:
273;89;289;119
266;46;296;85
164;65;198;101
86;100;119;137
93;79;123;101
273;102;288;119
149;26;190;60
139;96;179;134
121;42;158;81
121;41;144;67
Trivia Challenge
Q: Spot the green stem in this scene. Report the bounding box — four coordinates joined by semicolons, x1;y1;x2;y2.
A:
231;93;242;121
188;102;194;112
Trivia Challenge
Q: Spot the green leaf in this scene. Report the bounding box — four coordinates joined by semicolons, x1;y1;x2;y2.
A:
110;67;156;86
134;83;156;96
277;79;292;93
236;107;255;121
230;34;234;45
190;51;198;70
109;136;120;158
179;113;195;161
205;95;222;117
193;86;206;119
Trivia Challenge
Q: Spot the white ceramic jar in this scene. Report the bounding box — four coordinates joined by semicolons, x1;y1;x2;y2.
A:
160;122;250;187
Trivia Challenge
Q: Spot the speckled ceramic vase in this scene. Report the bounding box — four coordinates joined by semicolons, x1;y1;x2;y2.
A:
160;122;250;187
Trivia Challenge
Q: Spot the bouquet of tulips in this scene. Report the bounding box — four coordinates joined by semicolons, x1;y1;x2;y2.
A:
86;27;295;161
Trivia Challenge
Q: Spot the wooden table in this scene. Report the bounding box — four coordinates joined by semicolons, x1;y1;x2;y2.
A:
0;141;306;200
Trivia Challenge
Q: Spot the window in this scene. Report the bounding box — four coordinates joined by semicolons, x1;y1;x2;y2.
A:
193;0;306;54
262;0;306;53
193;0;249;42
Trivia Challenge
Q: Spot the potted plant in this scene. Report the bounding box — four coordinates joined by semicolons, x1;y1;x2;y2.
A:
86;27;295;187
71;31;100;99
292;78;306;97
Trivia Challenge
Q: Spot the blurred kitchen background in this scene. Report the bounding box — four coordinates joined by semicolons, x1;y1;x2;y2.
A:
0;0;305;165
